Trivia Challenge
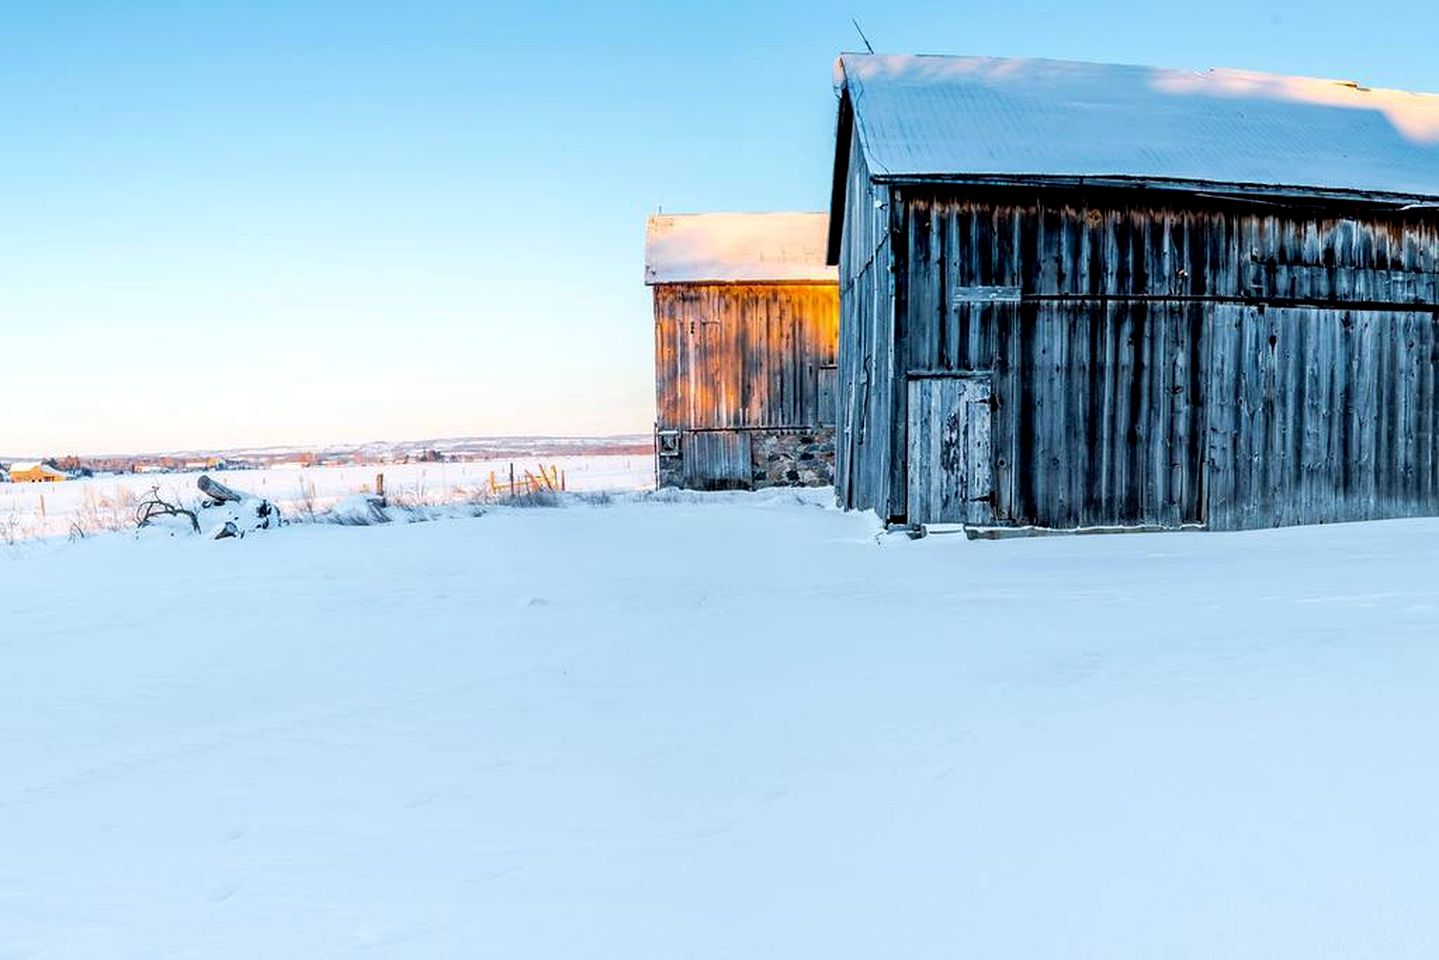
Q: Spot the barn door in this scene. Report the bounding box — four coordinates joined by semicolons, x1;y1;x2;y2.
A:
683;430;753;490
906;376;994;525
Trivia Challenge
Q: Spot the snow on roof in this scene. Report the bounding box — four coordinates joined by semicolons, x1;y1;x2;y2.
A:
8;462;65;477
836;54;1439;201
645;213;837;285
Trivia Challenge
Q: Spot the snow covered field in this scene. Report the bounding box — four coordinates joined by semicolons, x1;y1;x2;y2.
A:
0;454;652;541
4;491;1439;957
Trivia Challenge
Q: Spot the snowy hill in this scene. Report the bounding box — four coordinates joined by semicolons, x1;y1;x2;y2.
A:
3;491;1438;957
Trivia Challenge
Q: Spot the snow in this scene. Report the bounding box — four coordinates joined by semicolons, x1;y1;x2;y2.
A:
4;490;1439;956
645;212;836;285
838;54;1439;201
0;454;653;541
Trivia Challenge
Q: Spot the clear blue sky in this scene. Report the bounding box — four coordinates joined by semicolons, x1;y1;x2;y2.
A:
4;0;1437;455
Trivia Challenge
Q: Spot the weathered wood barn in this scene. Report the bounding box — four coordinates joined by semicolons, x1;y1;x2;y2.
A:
646;212;839;489
829;54;1439;531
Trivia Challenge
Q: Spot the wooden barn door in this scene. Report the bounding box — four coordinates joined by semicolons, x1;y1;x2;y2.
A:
906;376;994;525
683;430;753;490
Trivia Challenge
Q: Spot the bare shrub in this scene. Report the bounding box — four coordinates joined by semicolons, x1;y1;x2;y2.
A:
77;486;138;535
508;490;561;509
322;498;392;526
1;511;21;547
293;480;319;522
386;483;474;510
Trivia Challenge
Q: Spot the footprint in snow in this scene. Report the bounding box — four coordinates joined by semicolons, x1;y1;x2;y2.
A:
207;880;242;903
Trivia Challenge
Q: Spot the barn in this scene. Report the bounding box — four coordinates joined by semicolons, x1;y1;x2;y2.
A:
646;212;839;490
8;462;67;483
828;53;1439;531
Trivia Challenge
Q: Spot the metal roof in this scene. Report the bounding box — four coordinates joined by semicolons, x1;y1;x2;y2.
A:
835;54;1439;202
645;213;837;285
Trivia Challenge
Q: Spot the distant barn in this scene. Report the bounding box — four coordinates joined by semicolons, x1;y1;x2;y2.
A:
646;213;839;490
829;54;1439;531
8;462;67;483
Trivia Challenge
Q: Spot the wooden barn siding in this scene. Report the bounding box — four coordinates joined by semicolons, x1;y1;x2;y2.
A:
901;189;1439;305
835;127;898;514
1206;306;1439;529
892;190;1439;529
653;283;838;432
681;431;753;489
972;301;1208;529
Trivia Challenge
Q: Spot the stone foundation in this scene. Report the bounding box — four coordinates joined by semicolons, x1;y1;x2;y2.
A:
656;427;835;490
657;454;685;490
749;428;835;488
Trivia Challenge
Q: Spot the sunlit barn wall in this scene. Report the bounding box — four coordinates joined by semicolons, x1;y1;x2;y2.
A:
653;282;839;489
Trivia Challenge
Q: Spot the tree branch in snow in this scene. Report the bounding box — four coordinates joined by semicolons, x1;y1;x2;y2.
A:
135;487;201;535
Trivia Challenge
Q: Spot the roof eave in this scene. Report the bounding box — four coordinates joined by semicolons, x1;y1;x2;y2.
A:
646;277;839;288
864;172;1439;209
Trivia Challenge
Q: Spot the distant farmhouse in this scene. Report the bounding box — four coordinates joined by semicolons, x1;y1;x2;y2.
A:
8;462;67;483
646;213;839;489
828;54;1439;531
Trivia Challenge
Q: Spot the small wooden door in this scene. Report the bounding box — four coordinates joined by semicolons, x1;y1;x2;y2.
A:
906;377;994;524
683;430;753;490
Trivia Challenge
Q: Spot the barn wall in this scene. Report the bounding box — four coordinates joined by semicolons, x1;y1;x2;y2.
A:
652;281;838;490
984;300;1209;529
875;188;1439;529
901;189;1439;305
653;282;838;431
834;125;900;516
1205;306;1439;529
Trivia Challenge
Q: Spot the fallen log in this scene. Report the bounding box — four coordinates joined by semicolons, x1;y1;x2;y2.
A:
196;474;282;537
198;474;246;505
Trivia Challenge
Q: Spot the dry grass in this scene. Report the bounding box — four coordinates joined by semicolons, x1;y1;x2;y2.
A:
72;487;140;537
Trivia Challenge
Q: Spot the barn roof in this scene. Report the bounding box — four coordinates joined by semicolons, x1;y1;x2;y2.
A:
830;54;1439;256
9;462;65;476
645;213;836;285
